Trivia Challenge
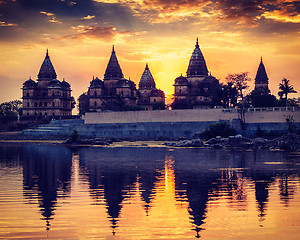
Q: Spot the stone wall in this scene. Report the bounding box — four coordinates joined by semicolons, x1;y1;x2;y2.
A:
22;108;300;139
84;108;299;124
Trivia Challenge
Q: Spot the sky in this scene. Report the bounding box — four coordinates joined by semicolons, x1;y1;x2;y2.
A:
0;0;299;107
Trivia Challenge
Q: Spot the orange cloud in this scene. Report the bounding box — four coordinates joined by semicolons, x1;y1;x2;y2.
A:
82;15;95;20
40;11;61;23
58;25;138;41
0;21;17;27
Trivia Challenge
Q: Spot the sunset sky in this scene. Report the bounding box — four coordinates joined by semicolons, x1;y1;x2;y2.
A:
0;0;299;107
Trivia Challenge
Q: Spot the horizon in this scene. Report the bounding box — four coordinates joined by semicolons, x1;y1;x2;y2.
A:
0;0;299;107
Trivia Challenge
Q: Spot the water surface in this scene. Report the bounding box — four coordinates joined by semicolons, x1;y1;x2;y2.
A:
0;143;300;239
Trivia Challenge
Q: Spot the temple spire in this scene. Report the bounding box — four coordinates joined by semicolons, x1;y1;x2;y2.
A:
187;38;208;77
37;49;57;80
138;63;156;90
104;45;124;80
255;57;269;92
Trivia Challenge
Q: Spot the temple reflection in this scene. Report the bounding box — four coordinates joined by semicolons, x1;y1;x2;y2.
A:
1;144;295;237
22;144;72;231
173;150;222;238
77;147;166;234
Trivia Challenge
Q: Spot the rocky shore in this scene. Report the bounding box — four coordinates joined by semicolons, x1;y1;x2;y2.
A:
163;133;300;151
1;131;299;151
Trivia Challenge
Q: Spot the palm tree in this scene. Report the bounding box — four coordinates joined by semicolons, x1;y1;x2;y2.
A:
278;78;297;107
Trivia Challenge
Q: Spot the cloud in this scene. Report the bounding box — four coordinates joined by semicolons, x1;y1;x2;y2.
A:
59;25;138;41
40;11;61;23
0;21;17;27
82;15;95;20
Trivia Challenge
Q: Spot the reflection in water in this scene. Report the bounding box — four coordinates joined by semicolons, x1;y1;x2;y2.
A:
0;144;299;239
22;144;72;231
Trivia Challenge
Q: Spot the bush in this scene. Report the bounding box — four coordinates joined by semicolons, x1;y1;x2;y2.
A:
200;122;236;140
71;130;79;142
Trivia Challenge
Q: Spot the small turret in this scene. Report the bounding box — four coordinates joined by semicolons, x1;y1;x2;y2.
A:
38;49;57;80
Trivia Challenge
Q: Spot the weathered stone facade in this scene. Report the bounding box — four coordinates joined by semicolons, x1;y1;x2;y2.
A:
22;50;75;117
79;47;165;114
79;46;138;113
173;39;219;108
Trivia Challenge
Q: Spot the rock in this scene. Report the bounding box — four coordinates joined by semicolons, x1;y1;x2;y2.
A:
206;137;227;145
252;137;268;148
275;133;300;150
174;139;204;147
225;135;253;148
163;142;176;146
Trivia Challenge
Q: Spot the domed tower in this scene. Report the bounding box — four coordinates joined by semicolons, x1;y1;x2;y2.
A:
22;50;74;117
88;77;105;110
103;46;125;97
79;46;140;112
172;38;219;109
254;57;269;93
174;74;189;100
138;63;156;91
138;64;165;110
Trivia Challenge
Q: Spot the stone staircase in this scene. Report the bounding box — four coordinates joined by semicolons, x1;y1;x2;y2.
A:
21;119;84;137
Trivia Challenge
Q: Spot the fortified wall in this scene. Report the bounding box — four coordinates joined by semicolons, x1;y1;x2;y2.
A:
22;107;300;139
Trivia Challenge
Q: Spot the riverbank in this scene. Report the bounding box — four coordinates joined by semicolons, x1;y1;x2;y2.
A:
1;131;299;151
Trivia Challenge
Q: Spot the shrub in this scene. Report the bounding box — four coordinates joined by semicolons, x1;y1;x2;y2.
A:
71;130;79;142
200;122;236;140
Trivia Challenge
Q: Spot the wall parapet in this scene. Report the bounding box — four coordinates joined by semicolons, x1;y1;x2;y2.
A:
84;108;300;124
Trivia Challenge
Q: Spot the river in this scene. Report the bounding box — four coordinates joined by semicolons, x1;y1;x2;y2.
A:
0;143;299;239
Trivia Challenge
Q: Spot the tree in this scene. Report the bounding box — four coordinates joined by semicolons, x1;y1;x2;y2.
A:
278;78;297;107
78;93;89;115
247;89;277;107
225;72;251;124
0;100;22;116
152;101;166;110
225;72;251;102
171;99;192;109
221;82;238;108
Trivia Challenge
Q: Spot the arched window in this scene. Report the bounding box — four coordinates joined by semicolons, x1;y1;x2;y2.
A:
34;102;37;107
27;102;29;107
44;102;47;107
26;93;29;97
52;92;55;96
94;101;97;106
179;89;182;94
94;91;97;96
39;102;42;107
52;102;55;107
154;99;156;103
